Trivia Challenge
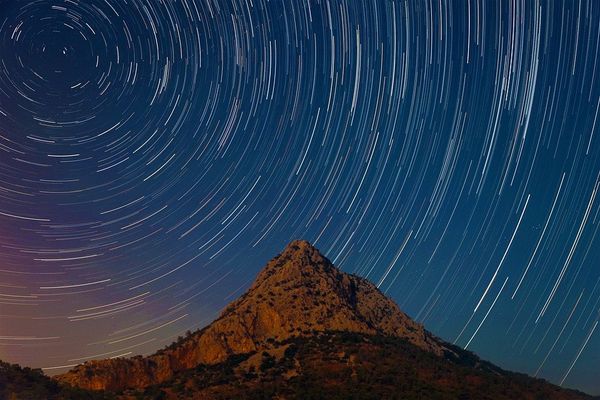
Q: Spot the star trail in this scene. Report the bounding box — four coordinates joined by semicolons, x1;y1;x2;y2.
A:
0;0;599;394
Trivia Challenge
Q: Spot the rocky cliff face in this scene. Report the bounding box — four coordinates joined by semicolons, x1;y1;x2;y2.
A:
56;240;444;392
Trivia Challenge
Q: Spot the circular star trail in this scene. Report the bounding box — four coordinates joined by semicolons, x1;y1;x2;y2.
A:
0;0;599;394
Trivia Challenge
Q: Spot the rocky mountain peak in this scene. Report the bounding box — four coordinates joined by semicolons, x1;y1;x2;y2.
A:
253;240;333;280
240;240;338;300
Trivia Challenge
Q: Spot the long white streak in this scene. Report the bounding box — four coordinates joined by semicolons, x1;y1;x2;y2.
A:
108;314;188;344
535;291;584;376
560;320;598;385
39;279;111;290
42;363;78;371
129;254;202;290
76;292;149;312
377;230;412;288
513;174;565;298
475;195;530;313
466;277;509;349
0;210;50;222
537;182;598;322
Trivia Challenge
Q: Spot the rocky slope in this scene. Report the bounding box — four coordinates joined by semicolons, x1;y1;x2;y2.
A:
2;334;594;399
123;332;593;400
56;240;444;391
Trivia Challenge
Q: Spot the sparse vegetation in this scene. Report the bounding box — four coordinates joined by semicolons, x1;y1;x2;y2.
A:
121;332;591;400
0;361;113;400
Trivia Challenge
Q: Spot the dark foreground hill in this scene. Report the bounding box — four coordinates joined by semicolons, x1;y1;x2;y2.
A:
1;240;594;399
0;361;112;400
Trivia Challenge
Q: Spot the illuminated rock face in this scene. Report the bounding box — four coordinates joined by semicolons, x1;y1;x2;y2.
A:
56;240;443;392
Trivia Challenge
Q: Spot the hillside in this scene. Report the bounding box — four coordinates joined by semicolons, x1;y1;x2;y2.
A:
0;361;111;400
120;332;592;400
56;240;443;391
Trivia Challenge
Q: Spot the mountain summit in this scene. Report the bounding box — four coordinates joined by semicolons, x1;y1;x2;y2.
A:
56;240;443;391
216;240;442;354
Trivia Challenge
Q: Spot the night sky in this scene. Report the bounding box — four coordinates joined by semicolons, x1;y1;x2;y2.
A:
0;0;599;395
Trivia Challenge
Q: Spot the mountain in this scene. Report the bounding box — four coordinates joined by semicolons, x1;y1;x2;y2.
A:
2;240;594;399
56;240;443;391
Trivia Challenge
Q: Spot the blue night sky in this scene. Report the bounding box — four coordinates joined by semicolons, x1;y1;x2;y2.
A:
0;0;599;395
